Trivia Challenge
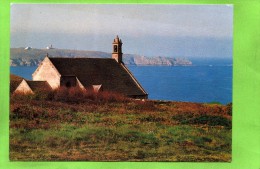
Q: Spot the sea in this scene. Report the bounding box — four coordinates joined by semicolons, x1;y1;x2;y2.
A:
10;58;232;104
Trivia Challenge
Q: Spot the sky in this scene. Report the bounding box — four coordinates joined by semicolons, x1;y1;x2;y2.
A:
11;4;233;58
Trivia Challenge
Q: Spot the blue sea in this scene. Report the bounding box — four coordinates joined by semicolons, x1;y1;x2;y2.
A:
10;59;232;104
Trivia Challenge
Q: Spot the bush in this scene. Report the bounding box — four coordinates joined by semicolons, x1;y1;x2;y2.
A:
127;100;157;112
11;92;35;102
226;103;232;116
96;91;129;103
12;87;129;103
139;115;165;122
120;130;159;146
53;87;87;103
54;87;129;103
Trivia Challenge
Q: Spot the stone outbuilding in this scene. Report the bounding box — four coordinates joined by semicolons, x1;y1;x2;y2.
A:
13;79;52;94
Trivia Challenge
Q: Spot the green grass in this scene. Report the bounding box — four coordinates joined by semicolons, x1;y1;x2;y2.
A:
10;95;232;161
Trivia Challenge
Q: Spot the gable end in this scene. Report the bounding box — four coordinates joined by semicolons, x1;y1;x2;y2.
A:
14;79;33;94
32;56;61;89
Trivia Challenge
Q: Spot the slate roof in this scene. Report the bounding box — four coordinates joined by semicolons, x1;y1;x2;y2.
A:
10;74;24;93
26;80;52;92
48;57;148;97
10;80;23;93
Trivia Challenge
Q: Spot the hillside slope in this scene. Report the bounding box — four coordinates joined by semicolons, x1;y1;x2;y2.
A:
10;93;232;161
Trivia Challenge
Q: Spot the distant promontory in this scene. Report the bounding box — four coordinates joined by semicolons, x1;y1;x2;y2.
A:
10;48;192;66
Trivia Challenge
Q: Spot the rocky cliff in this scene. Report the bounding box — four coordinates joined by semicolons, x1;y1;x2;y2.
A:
10;48;192;66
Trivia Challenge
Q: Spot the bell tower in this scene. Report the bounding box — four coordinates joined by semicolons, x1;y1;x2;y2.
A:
112;35;123;63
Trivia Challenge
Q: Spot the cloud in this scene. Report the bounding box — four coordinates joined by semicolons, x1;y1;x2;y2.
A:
11;4;233;37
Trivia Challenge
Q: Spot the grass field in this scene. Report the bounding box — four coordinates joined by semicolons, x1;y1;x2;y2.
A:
9;89;232;162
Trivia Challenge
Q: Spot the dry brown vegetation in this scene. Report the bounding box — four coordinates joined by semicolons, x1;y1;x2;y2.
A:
10;87;232;161
10;74;24;93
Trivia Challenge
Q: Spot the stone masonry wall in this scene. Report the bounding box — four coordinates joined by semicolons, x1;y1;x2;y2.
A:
14;80;33;94
32;58;61;89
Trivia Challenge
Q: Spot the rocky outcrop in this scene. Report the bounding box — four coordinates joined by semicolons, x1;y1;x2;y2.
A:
125;55;192;66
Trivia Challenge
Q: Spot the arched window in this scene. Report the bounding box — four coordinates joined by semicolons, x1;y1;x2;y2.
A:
114;45;117;52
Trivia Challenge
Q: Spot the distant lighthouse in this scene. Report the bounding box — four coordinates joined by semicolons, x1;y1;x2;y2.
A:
46;44;54;50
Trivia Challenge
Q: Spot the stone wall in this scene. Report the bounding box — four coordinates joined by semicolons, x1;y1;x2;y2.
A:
32;57;61;89
14;80;33;94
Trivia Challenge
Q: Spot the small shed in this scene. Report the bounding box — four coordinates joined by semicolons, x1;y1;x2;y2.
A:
14;79;52;94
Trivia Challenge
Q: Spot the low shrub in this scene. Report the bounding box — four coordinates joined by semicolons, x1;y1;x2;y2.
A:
96;91;129;103
181;115;231;128
136;150;146;159
139;115;165;122
120;130;159;146
53;87;86;103
11;92;35;102
140;133;159;146
12;86;130;104
122;131;142;142
126;100;157;112
226;103;232;116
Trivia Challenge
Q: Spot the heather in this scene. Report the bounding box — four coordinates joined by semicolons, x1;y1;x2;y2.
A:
10;88;232;161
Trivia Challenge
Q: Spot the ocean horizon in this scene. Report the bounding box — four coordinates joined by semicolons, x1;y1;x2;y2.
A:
10;59;232;105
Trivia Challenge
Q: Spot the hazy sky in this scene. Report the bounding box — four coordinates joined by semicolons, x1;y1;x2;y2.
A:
11;4;233;58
